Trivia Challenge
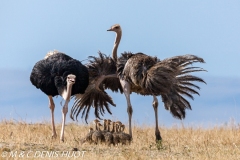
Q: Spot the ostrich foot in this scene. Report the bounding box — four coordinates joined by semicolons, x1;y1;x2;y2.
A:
52;133;57;139
155;130;162;141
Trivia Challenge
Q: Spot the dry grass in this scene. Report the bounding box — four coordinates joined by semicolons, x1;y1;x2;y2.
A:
1;120;240;160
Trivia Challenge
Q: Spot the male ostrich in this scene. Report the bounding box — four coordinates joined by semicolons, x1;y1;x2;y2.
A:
30;50;89;142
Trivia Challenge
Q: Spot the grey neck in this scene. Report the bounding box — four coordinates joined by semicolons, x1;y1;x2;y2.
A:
112;31;122;62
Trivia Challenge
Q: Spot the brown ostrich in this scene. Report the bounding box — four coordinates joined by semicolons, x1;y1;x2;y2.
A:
91;122;104;144
111;122;120;145
101;120;113;146
106;24;206;141
118;124;131;145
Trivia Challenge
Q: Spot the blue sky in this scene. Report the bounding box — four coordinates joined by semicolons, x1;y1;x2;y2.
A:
1;1;240;127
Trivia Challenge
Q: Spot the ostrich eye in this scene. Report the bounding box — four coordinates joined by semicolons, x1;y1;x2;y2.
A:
115;26;119;29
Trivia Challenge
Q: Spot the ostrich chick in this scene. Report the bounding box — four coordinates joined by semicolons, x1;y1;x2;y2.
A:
102;120;113;146
80;127;94;144
118;124;132;145
111;122;120;145
92;122;104;144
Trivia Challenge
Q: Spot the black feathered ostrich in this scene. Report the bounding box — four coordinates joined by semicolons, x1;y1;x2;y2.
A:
30;51;89;142
72;24;206;141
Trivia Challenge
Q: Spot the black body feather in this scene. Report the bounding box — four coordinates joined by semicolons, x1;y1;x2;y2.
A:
30;52;89;97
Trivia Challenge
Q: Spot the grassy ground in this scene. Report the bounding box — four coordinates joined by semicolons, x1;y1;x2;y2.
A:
0;120;240;160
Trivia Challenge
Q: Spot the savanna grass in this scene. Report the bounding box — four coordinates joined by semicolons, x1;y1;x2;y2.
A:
0;120;240;160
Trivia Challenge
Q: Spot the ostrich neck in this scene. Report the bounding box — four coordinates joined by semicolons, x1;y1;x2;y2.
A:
111;124;115;132
116;125;119;132
89;129;93;133
112;31;122;62
103;121;107;130
122;125;125;132
98;125;102;131
62;84;73;101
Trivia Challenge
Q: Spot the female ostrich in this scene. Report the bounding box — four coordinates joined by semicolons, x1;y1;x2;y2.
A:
107;24;206;141
30;50;89;142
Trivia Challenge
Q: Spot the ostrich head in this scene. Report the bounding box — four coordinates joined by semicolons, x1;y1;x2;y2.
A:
103;119;107;124
60;74;76;101
89;127;93;133
115;121;122;125
120;124;125;132
107;24;122;33
66;74;76;86
115;121;122;132
93;119;100;124
103;119;107;130
97;122;103;131
93;119;100;130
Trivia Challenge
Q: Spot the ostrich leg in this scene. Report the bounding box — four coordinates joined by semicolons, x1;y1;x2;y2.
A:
48;96;57;138
120;79;133;138
60;99;69;142
152;96;162;141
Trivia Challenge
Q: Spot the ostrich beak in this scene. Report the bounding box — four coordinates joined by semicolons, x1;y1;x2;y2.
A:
69;77;75;83
107;28;113;31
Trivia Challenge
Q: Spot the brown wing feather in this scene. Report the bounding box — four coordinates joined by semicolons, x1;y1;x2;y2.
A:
70;84;116;123
158;55;206;119
87;51;122;92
